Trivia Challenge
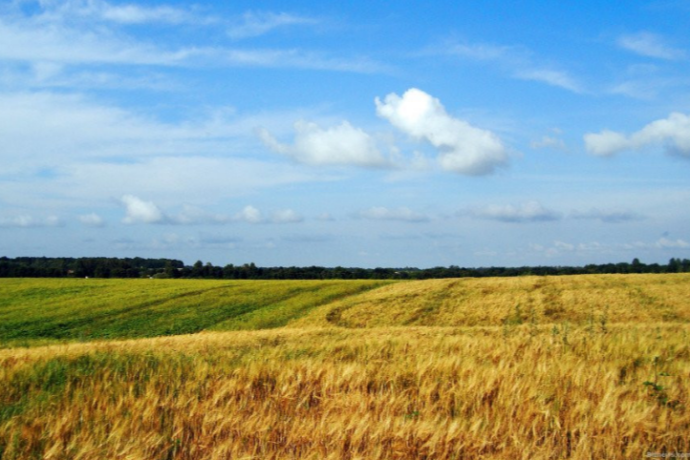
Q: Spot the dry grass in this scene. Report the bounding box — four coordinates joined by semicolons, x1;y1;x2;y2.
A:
1;323;689;459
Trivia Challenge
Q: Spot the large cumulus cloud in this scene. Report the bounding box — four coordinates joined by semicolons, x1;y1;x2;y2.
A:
375;88;508;175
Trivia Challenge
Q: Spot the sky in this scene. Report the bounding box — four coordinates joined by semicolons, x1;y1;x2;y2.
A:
1;0;689;268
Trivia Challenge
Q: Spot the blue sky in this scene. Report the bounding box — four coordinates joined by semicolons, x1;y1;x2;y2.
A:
1;0;689;268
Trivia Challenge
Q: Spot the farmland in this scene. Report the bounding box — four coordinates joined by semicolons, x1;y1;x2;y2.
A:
1;274;689;458
0;279;391;347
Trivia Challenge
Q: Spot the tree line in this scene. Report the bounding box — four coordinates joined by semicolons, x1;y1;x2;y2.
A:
1;256;689;279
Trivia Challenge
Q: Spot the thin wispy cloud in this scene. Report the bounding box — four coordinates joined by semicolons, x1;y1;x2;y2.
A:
513;68;582;93
570;208;645;223
0;3;384;74
356;206;430;223
36;0;200;25
0;91;343;196
0;214;62;228
464;201;561;223
617;32;686;60
437;40;584;93
530;134;567;151
281;234;333;243
655;237;690;249
529;236;690;259
0;20;382;73
0;16;203;66
78;213;106;228
271;209;304;224
227;11;318;39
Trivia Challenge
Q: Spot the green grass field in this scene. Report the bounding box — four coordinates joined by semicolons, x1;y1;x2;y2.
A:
0;278;391;347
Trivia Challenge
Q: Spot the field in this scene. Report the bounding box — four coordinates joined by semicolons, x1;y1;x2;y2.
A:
1;274;689;459
0;279;391;347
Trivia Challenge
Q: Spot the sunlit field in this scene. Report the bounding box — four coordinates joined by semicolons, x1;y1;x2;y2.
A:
1;275;689;459
0;279;391;347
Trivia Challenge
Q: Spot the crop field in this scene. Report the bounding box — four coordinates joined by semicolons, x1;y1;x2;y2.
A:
0;278;391;347
1;274;689;459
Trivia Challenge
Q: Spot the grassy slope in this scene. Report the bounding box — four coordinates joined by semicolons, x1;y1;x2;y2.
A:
0;279;391;346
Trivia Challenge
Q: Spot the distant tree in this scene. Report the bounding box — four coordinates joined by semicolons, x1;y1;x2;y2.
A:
631;258;642;272
190;260;204;278
223;264;236;279
164;261;177;279
667;258;681;273
682;259;690;272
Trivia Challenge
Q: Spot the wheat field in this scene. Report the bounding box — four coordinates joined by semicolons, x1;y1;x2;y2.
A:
1;274;689;459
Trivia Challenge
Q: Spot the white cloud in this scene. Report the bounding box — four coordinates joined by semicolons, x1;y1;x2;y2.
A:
531;240;602;258
271;209;304;224
375;88;508;175
656;237;690;249
257;121;389;168
356;206;429;223
119;199;304;226
121;195;167;224
584;112;690;157
467;201;561;223
583;130;630;157
528;237;690;258
228;11;317;39
78;213;106;227
617;32;686;60
235;205;263;224
235;206;304;224
0;214;62;228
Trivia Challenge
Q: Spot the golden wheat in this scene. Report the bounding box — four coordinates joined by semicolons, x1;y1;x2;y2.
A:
1;322;689;459
292;274;690;328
